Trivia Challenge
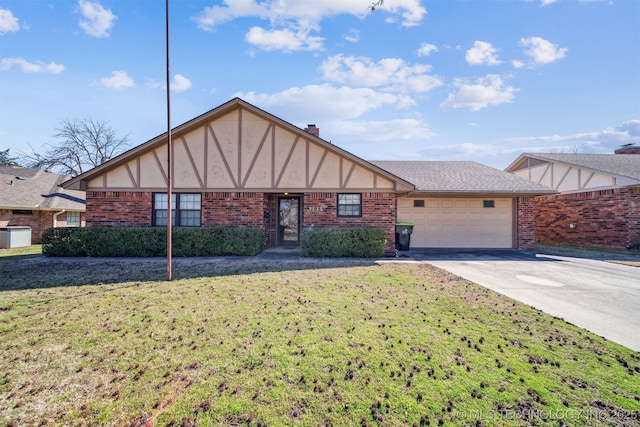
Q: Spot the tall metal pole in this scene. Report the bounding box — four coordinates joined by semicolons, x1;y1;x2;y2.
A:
165;0;172;281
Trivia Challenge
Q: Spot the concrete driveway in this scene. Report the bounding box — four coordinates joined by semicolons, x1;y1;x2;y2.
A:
408;249;640;352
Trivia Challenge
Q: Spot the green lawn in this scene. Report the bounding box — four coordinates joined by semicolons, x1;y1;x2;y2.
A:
0;259;638;426
0;244;41;258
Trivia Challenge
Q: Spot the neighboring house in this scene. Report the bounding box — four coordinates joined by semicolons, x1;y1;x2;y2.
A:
0;167;86;244
506;150;640;250
62;98;554;251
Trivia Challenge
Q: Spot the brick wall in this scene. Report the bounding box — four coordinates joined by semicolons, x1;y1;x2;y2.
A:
85;191;399;251
87;191;267;228
614;146;640;155
202;192;265;227
86;192;153;226
264;194;276;248
535;187;640;250
516;197;536;249
304;192;397;252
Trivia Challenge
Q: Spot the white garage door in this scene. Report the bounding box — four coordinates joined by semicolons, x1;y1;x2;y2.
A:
397;198;514;248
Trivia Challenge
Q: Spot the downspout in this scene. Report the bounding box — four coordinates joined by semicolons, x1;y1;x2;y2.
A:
53;209;66;228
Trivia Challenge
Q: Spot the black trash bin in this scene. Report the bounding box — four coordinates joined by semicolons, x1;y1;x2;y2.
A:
395;222;414;251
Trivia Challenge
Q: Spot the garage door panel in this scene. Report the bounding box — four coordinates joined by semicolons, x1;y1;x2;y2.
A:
468;214;483;222
495;200;511;209
398;198;513;248
412;212;426;221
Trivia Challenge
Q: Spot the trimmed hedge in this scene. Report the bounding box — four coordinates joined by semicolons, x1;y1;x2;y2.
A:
41;226;263;257
300;227;386;258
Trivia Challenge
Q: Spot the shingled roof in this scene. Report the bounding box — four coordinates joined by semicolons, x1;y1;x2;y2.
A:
0;167;85;211
371;161;556;195
506;153;640;182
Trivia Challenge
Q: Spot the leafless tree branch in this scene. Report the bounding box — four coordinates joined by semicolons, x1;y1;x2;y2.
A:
19;118;129;177
369;0;384;11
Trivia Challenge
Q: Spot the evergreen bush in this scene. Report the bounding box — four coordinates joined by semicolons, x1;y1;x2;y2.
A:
300;227;386;258
41;226;263;257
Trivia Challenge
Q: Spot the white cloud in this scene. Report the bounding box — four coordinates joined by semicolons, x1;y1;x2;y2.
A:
0;8;20;34
503;120;640;153
194;0;426;51
615;119;640;138
465;41;501;65
245;26;324;52
195;0;426;29
512;59;525;69
440;75;518;111
0;57;64;74
236;85;436;154
332;118;437;143
237;84;407;121
520;36;567;65
377;0;427;27
344;29;360;43
540;0;558;6
171;74;192;92
417;42;438;57
145;78;161;90
320;54;443;94
78;0;116;38
100;70;134;89
428;142;501;156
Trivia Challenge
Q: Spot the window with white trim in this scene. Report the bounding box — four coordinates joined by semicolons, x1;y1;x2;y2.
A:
153;193;201;226
337;193;362;217
66;211;81;227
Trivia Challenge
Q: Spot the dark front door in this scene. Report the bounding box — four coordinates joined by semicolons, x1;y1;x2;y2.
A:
278;196;300;246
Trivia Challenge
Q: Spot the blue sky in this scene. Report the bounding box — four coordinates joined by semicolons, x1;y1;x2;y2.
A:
1;0;639;170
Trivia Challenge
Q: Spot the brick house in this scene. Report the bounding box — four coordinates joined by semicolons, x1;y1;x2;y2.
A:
506;150;640;250
62;98;554;251
1;166;86;244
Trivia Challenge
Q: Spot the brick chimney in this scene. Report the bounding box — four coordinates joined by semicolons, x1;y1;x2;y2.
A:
304;124;319;138
614;144;640;154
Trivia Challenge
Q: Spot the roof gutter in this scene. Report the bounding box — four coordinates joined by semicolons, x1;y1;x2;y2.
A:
399;190;558;198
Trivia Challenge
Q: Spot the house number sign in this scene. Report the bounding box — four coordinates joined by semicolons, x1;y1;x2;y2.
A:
308;206;323;212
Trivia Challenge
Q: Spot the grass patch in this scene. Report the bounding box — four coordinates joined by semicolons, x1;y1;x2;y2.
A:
0;244;42;259
0;259;638;426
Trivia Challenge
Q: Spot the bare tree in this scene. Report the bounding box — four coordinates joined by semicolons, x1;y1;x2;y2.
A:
20;119;129;176
369;0;384;11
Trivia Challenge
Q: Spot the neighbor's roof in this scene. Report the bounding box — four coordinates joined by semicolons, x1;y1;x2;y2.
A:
371;161;557;195
0;166;86;211
506;153;640;182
